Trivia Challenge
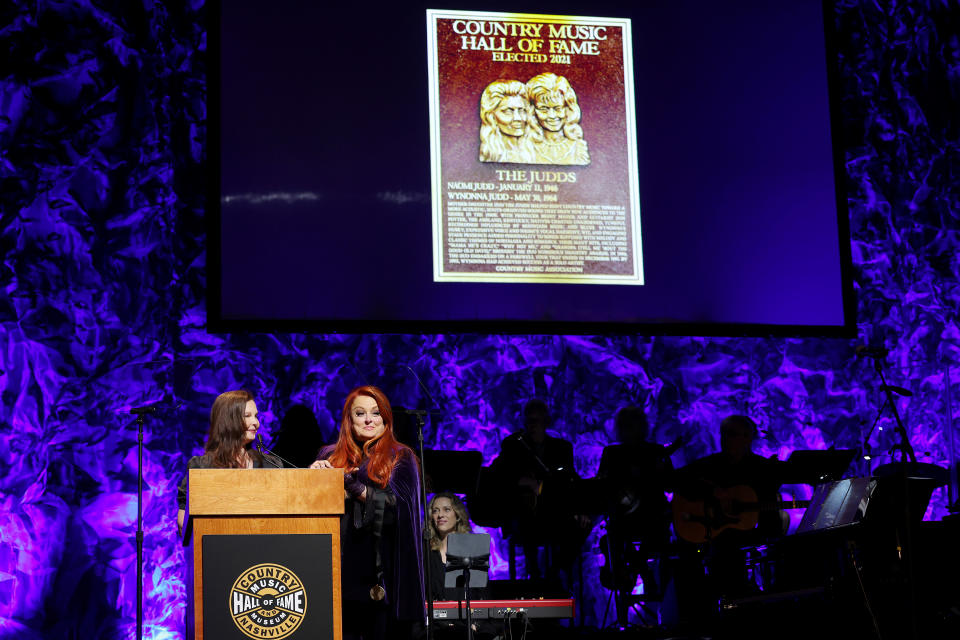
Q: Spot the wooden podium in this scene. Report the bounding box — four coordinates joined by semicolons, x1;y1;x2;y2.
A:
183;468;344;640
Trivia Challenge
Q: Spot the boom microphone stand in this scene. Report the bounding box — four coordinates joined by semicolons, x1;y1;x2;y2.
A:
397;407;435;640
130;409;147;640
860;352;919;639
399;365;448;640
128;402;180;640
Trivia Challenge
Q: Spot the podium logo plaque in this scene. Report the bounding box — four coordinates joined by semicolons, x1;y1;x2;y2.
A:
230;563;307;639
203;534;334;639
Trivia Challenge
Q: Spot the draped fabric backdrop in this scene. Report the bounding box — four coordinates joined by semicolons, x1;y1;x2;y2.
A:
1;1;959;637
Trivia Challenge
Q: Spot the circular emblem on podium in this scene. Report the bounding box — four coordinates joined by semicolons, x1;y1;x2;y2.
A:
229;563;307;639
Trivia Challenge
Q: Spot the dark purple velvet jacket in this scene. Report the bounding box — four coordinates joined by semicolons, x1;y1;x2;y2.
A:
320;444;425;622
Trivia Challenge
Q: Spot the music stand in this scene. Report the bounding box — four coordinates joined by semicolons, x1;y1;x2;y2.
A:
796;477;878;534
445;533;490;640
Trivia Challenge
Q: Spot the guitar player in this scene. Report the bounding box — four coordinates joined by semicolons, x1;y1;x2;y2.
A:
668;415;787;627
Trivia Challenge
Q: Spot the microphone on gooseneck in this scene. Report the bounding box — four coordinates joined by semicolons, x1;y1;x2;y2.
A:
257;434;298;468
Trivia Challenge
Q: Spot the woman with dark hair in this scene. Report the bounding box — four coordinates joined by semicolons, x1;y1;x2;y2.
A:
310;385;424;640
176;390;281;532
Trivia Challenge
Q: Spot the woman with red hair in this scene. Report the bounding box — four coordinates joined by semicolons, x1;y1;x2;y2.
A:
310;385;424;640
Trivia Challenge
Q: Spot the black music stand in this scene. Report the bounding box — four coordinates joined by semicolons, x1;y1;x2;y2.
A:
796;477;878;534
445;533;490;640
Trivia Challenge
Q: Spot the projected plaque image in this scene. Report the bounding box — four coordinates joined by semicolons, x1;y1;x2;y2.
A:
428;10;644;285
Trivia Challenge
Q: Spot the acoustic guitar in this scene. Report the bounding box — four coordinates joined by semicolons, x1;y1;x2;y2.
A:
671;485;810;543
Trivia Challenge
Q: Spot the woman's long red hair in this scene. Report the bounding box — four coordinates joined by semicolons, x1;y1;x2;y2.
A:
326;385;410;487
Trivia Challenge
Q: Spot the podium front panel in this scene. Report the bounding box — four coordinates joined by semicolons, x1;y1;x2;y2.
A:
202;534;334;639
185;469;343;640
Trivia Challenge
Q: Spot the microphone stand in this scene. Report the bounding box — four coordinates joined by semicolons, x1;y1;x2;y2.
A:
132;410;146;640
128;402;179;640
462;560;475;640
860;396;888;464
397;407;434;640
128;401;186;640
862;353;919;640
399;365;445;639
447;554;488;640
872;360;916;464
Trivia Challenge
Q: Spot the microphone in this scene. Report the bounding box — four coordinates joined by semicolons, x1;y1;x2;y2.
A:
130;406;157;415
256;434;296;468
129;401;183;415
855;345;889;359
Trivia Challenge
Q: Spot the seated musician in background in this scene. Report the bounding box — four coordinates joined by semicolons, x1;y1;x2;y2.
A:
421;492;495;639
596;406;674;606
492;399;585;582
679;414;785;544
425;492;486;599
669;415;786;623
